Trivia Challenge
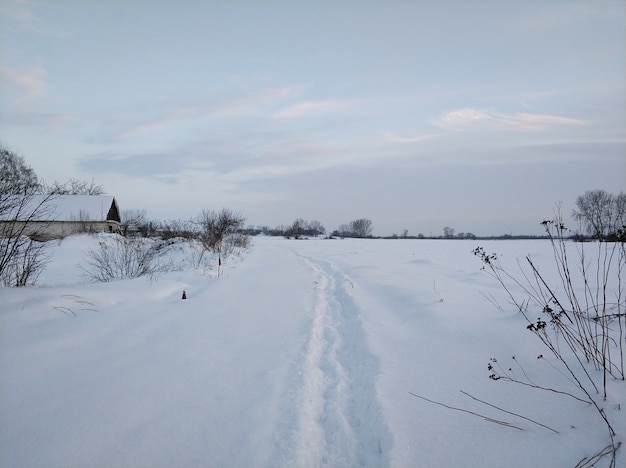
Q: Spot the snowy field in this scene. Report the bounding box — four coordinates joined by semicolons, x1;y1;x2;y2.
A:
1;234;624;468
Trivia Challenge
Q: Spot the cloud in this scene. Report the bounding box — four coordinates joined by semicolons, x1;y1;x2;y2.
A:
1;0;69;37
222;140;342;183
430;108;585;132
0;66;74;129
96;85;307;143
0;66;46;105
77;131;348;189
272;100;352;119
116;106;198;140
2;111;73;130
382;131;441;144
77;151;201;181
203;85;306;119
514;2;621;33
1;0;41;33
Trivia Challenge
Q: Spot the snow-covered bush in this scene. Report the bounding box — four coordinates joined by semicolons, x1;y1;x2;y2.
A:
79;235;175;282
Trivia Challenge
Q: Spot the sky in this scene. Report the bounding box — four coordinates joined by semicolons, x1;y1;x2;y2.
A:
1;0;624;237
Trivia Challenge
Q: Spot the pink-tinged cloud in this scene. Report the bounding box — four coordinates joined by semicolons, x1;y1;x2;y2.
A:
1;110;73;130
110;85;306;141
0;66;74;130
272;100;351;119
0;66;46;104
383;131;442;144
117;107;198;140
431;108;585;131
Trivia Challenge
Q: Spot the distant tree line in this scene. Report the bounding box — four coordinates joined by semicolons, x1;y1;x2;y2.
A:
239;218;373;239
409;190;625;241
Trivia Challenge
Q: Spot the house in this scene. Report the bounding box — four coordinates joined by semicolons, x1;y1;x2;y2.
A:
0;194;121;241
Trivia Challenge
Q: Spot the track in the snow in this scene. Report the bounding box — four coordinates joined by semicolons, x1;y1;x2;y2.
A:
268;251;392;468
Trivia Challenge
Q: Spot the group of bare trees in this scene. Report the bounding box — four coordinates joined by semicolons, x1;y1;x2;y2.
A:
283;219;326;239
332;218;373;238
440;227;477;239
263;218;372;239
573;190;625;241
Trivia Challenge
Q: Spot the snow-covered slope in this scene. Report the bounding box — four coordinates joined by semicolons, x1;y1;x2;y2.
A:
1;235;624;467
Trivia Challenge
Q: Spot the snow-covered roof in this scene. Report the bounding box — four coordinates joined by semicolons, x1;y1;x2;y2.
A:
1;195;120;222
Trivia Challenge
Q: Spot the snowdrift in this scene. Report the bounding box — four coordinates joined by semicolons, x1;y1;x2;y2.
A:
1;234;624;468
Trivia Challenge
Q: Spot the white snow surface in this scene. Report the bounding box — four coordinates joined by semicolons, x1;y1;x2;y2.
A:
1;234;624;468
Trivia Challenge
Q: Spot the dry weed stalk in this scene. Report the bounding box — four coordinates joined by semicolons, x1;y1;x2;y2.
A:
473;208;625;467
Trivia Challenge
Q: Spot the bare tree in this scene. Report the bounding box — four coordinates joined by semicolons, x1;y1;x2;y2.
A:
120;209;148;236
1;146;39;221
333;224;352;238
196;208;249;275
41;178;105;195
0;146;55;286
573;190;626;240
349;218;373;238
197;208;246;252
287;218;305;239
0;145;39;196
443;226;456;238
308;220;326;236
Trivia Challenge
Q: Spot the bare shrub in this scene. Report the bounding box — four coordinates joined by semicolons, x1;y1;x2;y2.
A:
221;231;253;259
474;207;625;467
80;236;174;282
186;238;213;274
160;219;196;240
0;237;51;286
195;208;250;276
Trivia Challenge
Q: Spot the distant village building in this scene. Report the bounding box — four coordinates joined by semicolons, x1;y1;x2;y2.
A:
0;195;121;241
